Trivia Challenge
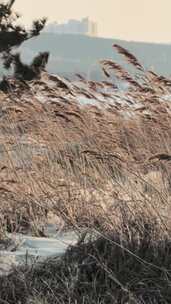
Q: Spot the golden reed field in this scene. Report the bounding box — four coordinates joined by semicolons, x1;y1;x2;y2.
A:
0;45;171;304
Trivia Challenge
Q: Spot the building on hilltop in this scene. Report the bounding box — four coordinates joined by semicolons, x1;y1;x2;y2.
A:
82;17;98;37
44;17;98;37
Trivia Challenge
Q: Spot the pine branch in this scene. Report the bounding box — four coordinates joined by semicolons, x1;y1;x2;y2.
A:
30;18;47;37
0;2;48;84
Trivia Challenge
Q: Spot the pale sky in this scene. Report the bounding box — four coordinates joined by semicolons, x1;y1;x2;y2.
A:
13;0;171;43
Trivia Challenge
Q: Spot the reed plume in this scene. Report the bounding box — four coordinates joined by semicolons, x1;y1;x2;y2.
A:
100;59;143;90
75;74;86;81
102;67;111;78
147;71;171;87
148;153;171;162
113;44;144;71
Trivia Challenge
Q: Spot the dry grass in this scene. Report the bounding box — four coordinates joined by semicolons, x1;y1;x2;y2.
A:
0;46;171;303
1;208;171;303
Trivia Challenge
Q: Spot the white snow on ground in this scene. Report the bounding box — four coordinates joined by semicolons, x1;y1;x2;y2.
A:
0;231;78;276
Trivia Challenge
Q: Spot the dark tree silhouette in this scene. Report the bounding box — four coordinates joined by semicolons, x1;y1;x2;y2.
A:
0;0;49;88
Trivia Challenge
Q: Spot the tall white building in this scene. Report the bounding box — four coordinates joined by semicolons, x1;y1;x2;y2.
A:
44;18;98;37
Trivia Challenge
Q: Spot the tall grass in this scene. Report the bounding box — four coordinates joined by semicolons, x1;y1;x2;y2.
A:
0;46;171;303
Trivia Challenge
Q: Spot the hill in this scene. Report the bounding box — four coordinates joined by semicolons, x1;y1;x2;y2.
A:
17;33;171;79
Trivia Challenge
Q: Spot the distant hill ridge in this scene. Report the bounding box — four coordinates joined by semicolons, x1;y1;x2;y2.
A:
2;33;171;79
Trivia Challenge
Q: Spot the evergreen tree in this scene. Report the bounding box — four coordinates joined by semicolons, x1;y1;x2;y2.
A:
0;0;49;88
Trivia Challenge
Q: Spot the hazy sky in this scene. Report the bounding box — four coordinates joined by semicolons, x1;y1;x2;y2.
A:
13;0;171;43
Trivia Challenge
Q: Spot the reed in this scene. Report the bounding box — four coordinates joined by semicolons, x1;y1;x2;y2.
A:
0;45;171;303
